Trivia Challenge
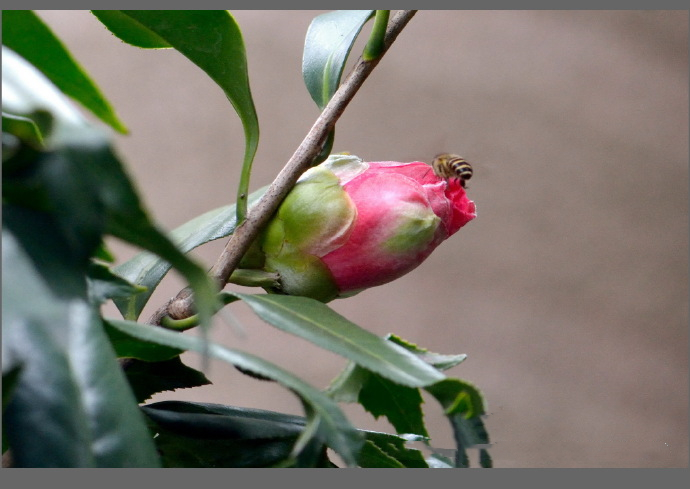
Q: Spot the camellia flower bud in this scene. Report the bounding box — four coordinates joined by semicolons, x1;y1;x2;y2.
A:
257;154;476;302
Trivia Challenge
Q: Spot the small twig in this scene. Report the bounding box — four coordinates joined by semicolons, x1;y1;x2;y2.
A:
152;10;417;323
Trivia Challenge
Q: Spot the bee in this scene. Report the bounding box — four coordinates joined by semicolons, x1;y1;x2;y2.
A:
431;153;473;188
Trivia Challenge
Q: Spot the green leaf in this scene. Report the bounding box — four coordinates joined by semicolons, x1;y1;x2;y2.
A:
102;10;259;222
2;366;22;414
144;401;307;439
2;207;160;467
480;447;493;468
2;47;219;330
327;337;475;446
425;378;491;468
356;440;405;468
2;46;89;145
231;293;445;388
103;322;183;362
302;10;374;110
87;262;146;305
326;364;428;437
2;365;22;453
357;431;428;468
139;401;335;468
326;361;368;403
359;372;428;437
2;112;44;148
426;378;486;420
90;10;170;48
121;357;211;403
426;453;455;468
2;10;128;133
387;334;467;371
112;187;266;321
106;318;364;466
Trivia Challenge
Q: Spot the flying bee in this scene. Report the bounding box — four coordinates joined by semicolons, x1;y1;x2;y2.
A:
431;153;473;188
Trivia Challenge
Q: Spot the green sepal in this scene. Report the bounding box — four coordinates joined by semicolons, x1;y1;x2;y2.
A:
264;250;339;303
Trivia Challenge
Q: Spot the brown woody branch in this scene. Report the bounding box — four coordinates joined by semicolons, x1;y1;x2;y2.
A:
149;10;417;325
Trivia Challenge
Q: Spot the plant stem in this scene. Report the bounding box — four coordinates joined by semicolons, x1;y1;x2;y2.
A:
363;10;390;61
227;268;280;288
152;10;417;324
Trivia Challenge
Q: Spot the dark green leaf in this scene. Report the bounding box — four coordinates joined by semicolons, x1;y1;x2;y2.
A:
3;44;219;331
2;366;22;413
150;431;312;468
2;10;127;133
425;378;491;468
93;241;116;263
359;372;428;437
90;10;170;48
111;10;259;222
231;293;445;388
480;448;493;468
144;401;306;439
121;357;211;403
87;262;146;305
327;363;428;438
141;402;334;468
302;10;374;109
106;318;364;466
425;378;486;420
113;187;266;320
356;440;405;468
103;322;183;363
358;431;428;468
2;207;159;467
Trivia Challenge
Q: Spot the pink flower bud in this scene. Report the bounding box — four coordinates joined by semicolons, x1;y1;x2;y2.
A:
259;155;476;301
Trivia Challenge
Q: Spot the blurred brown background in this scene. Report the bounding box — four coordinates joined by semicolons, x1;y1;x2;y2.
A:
37;10;688;467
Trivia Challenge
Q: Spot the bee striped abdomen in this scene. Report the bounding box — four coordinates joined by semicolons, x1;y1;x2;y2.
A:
431;153;473;188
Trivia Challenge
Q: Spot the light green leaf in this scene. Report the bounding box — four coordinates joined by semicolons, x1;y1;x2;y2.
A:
2;10;127;133
426;453;455;468
302;10;374;109
387;334;467;371
2;46;90;144
325;361;368;403
326;336;473;439
2;112;44;149
113;187;266;320
230;293;445;388
106;318;364;466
